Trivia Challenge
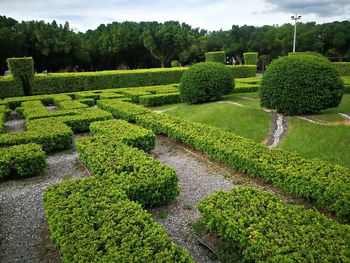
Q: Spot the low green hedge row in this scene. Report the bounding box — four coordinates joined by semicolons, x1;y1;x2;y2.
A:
32;68;188;95
342;76;350;93
0;119;73;152
226;65;257;78
139;93;180;106
77;98;95;106
0;77;24;99
44;177;193;262
120;84;179;103
98;99;152;122
233;83;259;93
333;62;350;76
76;136;179;207
197;187;350;262
100;101;350;217
90;119;155;152
56;100;89;110
42;108;112;132
0;113;5;133
0;143;47;179
235;77;262;85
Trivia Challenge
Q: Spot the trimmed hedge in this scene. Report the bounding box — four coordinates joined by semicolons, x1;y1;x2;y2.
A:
0;143;47;179
77;98;95;106
333;62;350;76
233;83;259;93
32;68;187;95
342;76;350;93
260;55;344;115
198;187;350;262
0;94;71;109
90;119;155;152
288;51;329;61
235;76;261;85
180;62;234;104
56;100;89;110
0;113;5;133
139;93;180;106
0;119;73;152
226;65;256;78
0;77;23;99
243;52;258;65
44;178;193;262
171;60;180;67
100;101;350;217
7;57;34;95
76;137;179;207
205;51;225;64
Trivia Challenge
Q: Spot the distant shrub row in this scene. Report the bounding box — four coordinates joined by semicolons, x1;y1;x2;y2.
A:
0;57;257;98
99;99;350;218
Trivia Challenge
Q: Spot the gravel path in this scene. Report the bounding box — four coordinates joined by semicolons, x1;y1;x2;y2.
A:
5;111;25;132
0;136;88;263
297;116;327;125
266;112;288;147
149;136;234;263
339;113;350;121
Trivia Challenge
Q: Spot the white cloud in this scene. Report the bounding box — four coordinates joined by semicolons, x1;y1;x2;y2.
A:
0;0;349;32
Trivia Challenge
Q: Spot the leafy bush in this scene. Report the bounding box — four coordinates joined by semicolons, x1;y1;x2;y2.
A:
44;178;193;262
180;62;234;104
198;187;350;262
0;113;5;133
288;51;329;61
0;77;23;99
139;93;180;106
205;51;225;63
0;143;47;179
77;98;95;106
0;119;73;152
56;100;88;110
260;55;344;115
76;137;179;207
7;57;35;95
226;65;257;78
171;60;180;67
333;62;350;76
342;76;350;93
90;119;155;152
100;101;350;217
243;52;258;65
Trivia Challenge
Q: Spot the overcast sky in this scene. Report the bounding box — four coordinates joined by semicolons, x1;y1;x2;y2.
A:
1;0;349;32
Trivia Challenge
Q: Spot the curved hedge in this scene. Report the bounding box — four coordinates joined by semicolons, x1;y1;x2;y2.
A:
180;62;234;104
260;55;344;115
205;51;225;64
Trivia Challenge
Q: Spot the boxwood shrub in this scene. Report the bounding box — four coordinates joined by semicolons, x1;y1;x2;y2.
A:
260;55;344;115
198;187;350;262
205;51;225;64
180;62;234;104
44;177;193;262
226;65;256;78
7;57;35;95
139;93;180;106
100;101;350;217
243;52;258;65
333;62;350;76
0;77;23;99
90;119;155;152
0;143;47;179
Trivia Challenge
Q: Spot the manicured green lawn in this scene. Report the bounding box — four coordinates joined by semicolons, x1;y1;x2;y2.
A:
151;93;271;143
311;95;350;122
280;118;350;167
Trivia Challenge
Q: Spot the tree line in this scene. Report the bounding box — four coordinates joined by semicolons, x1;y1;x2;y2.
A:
0;15;349;74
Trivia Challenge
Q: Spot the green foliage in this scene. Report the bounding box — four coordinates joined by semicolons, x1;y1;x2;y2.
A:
139;93;180;106
0;113;5;133
260;55;344;115
0;119;73;152
197;187;350;262
7;57;34;95
342;76;350;93
288;51;329;61
56;100;88;110
205;51;226;64
77;98;95;106
76;137;179;207
233;83;259;93
226;65;257;78
90;119;155;152
171;60;180;67
0;77;23;99
333;62;350;76
44;178;193;262
100;101;350;217
0;143;47;179
243;52;258;65
31;68;187;96
180;62;234;104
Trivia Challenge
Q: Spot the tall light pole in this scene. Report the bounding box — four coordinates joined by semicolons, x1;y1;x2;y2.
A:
291;14;301;53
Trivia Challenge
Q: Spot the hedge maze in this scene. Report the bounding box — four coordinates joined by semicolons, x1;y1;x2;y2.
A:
1;64;350;261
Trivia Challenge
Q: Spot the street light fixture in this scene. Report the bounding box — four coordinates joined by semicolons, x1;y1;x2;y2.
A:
291;14;301;53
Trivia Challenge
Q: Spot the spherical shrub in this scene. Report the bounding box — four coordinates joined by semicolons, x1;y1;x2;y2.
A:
260;55;344;115
180;62;234;104
171;60;180;67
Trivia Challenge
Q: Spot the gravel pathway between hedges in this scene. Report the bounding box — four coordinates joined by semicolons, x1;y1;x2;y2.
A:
266;112;288;147
149;135;234;263
0;135;88;263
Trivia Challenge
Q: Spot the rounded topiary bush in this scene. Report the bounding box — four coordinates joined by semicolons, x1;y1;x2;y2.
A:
180;62;234;104
260;55;344;115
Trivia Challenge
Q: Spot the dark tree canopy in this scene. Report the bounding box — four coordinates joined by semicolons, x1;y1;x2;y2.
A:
0;15;349;74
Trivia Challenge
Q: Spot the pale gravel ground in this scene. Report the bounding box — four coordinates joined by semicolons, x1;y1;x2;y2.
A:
149;135;234;263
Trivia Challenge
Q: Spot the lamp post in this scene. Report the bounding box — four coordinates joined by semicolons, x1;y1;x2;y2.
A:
291;14;301;53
